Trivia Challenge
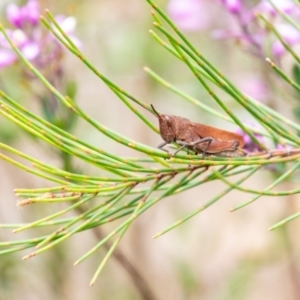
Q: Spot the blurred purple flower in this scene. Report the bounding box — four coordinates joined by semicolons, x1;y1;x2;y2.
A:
167;0;209;31
275;143;294;156
210;1;265;56
0;0;80;72
254;0;297;17
0;49;18;68
272;24;300;58
236;75;268;103
211;0;300;59
0;29;39;68
53;16;81;48
6;0;40;29
166;0;300;59
220;0;242;15
236;122;264;152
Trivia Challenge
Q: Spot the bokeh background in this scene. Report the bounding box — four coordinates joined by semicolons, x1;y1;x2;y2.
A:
0;0;300;300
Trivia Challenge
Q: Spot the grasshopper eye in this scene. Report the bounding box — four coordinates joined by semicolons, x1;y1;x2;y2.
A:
165;116;172;129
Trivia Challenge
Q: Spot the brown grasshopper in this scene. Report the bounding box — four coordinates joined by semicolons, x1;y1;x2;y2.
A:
149;105;246;157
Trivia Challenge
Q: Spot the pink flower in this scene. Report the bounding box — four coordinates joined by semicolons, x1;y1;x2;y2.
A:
236;75;268;103
255;0;297;17
211;0;300;59
167;0;209;31
0;29;39;68
235;122;264;152
0;0;80;71
0;49;18;68
6;0;40;29
220;0;242;15
272;24;300;58
54;16;82;48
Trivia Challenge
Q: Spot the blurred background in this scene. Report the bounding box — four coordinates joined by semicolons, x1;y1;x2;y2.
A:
0;0;300;299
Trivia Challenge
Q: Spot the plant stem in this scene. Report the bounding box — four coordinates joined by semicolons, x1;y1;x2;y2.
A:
76;206;157;300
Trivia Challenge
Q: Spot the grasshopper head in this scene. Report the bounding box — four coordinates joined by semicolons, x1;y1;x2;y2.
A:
151;105;176;143
158;114;177;143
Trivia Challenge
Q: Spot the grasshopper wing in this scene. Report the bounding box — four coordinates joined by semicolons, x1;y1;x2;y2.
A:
190;122;245;148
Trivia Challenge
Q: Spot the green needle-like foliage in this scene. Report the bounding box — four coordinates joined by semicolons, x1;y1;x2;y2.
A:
0;0;300;285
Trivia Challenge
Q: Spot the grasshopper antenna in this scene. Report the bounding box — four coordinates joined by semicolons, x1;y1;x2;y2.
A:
130;100;158;118
150;104;161;119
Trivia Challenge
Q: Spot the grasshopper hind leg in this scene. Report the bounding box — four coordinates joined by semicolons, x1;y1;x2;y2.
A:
191;137;214;159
